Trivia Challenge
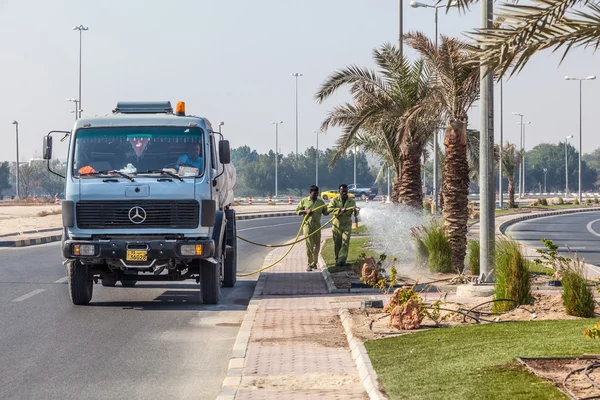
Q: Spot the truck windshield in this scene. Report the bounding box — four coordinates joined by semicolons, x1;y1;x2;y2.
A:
72;126;204;178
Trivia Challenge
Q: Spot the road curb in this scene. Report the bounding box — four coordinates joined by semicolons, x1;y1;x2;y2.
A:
216;248;274;400
339;308;388;400
498;207;600;237
0;234;62;248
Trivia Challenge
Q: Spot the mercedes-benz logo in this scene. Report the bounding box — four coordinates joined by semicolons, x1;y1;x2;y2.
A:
128;206;147;224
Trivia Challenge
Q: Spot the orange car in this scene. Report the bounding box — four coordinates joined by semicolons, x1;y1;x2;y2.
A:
320;190;355;201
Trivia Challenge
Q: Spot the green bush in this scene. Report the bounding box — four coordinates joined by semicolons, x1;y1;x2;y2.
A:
467;240;480;276
586;198;593;205
494;239;531;312
422;221;453;273
537;198;548;206
594;197;599;204
410;226;429;269
574;197;580;205
423;198;432;215
562;257;595;318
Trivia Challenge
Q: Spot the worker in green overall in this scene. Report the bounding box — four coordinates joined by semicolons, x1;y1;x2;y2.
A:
296;185;330;271
328;184;359;267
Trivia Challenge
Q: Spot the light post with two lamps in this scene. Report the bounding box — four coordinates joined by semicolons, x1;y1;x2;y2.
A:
565;75;595;203
66;98;81;121
291;73;303;161
313;130;319;187
272;121;283;197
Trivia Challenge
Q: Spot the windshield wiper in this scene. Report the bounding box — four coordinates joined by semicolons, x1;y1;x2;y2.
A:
136;170;184;182
81;170;135;182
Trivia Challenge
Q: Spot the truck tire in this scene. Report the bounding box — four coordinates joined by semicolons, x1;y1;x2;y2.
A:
121;280;137;288
101;279;117;287
200;260;221;304
360;193;367;201
67;260;93;305
223;223;237;288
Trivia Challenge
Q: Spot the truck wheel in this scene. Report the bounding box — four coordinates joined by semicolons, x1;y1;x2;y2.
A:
121;280;137;288
200;261;221;304
67;260;93;305
360;193;367;201
101;279;117;287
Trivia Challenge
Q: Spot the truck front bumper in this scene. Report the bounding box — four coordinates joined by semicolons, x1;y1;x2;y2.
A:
62;238;215;261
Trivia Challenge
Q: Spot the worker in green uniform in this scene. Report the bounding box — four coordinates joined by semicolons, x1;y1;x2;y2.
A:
296;185;329;271
328;184;359;267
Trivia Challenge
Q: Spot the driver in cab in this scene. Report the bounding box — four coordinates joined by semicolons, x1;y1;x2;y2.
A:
177;143;203;170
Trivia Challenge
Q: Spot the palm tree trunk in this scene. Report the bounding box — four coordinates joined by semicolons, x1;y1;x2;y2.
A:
508;178;515;208
397;146;423;210
442;117;469;272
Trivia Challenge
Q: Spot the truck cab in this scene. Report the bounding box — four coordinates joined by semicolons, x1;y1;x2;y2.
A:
347;183;378;201
43;101;237;305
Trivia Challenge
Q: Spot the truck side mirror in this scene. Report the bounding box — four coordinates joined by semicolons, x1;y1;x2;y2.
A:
43;136;53;160
219;140;230;164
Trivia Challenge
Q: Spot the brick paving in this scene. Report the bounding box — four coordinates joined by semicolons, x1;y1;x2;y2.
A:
235;243;368;400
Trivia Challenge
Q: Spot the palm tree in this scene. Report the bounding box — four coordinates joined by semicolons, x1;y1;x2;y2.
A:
501;142;521;208
405;32;480;271
463;0;599;77
315;44;437;210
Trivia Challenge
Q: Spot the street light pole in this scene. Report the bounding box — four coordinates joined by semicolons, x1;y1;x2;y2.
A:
565;75;595;203
11;121;20;199
66;98;80;122
520;121;531;197
565;135;573;196
512;112;524;198
291;73;303;162
499;79;503;208
272;121;283;197
73;25;89;119
410;1;454;214
353;146;357;187
313;131;319;187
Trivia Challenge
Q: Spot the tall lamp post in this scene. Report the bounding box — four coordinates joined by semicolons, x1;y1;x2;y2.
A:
11;121;20;199
73;25;89;119
565;135;574;196
410;1;456;214
565;75;595;203
313;130;319;187
291;73;303;161
272;121;283;197
353;146;358;187
512;112;524;197
517;120;531;197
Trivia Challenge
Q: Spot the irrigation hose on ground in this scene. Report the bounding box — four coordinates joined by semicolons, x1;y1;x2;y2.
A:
235;204;358;277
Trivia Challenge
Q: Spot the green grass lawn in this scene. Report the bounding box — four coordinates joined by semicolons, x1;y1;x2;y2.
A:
322;236;377;267
365;320;600;399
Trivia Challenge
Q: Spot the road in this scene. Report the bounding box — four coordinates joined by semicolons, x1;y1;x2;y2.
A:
506;211;600;268
0;215;303;400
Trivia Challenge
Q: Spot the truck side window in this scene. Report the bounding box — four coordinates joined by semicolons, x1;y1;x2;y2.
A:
210;135;216;170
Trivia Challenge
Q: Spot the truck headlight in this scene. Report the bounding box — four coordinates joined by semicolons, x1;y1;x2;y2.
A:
73;244;95;256
180;244;203;256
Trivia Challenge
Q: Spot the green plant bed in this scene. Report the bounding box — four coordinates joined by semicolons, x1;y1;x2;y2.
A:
352;225;368;235
321;237;378;267
365;320;600;400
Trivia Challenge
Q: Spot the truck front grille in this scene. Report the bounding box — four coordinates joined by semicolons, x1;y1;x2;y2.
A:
76;200;199;229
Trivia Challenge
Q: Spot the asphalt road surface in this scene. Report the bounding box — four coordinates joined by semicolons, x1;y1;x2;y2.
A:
0;215;304;400
506;211;600;268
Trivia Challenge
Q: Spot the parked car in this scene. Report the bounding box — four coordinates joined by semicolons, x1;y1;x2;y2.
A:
320;190;355;201
347;183;378;200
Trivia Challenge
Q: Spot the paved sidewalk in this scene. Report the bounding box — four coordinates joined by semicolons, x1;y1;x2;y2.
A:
221;231;370;400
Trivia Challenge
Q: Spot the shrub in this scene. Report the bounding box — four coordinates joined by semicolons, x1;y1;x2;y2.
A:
594;197;599;204
421;220;453;273
586;198;593;205
574;197;580;205
494;239;531;312
537;198;548;206
467;240;480;276
555;197;564;205
411;226;429;269
562;254;594;318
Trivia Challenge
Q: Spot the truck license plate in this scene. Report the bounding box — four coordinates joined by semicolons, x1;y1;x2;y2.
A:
126;250;147;261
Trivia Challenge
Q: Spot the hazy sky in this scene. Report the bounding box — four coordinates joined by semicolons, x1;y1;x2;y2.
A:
1;0;598;163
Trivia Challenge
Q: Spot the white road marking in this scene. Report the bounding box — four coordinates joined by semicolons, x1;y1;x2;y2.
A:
587;218;600;238
54;276;68;283
12;289;46;302
237;221;300;233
